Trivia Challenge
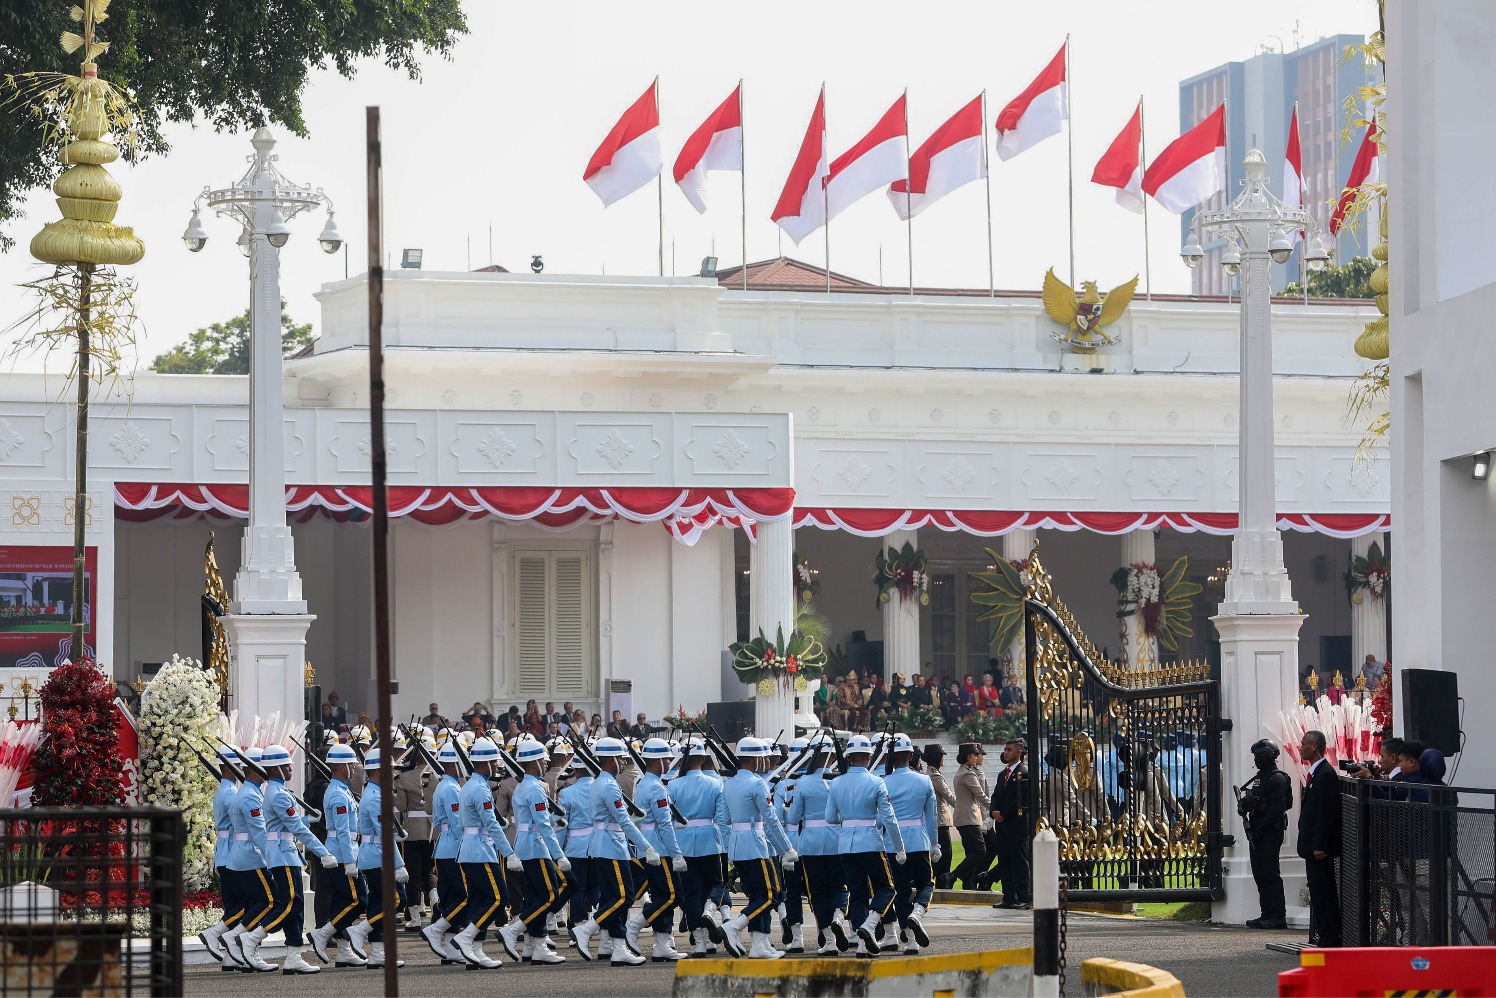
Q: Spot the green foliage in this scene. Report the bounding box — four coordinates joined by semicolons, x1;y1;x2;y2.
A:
151;301;313;374
1283;256;1376;299
729;624;827;686
969;552;1026;655
881;704;945;736
949;711;1024;746
1155;557;1203;654
0;1;467;249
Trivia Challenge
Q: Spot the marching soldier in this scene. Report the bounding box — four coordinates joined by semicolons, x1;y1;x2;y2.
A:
393;734;435;930
826;733;906;957
558;754;597;934
617;745;642;801
775;736;808;954
496;737;572;964
199;746;245;968
450;736;521;969
570;736;658;966
420;742;469;964
786;733;845;955
258;744;338;975
545;740;573;798
223;747;277;973
622;737;688;962
347;726;372;798
669;737;727;956
308;743;367;968
717;737;797;960
346;747;409;969
882;733;938;953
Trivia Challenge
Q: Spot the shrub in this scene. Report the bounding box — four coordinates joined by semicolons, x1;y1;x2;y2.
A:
949;711;1024;747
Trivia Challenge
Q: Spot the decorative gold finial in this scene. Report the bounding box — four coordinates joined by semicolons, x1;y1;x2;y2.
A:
133;675;144;696
6;701;16;721
304;661;315;687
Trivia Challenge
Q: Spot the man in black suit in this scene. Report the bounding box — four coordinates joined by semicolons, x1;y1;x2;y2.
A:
1297;729;1342;947
989;737;1031;909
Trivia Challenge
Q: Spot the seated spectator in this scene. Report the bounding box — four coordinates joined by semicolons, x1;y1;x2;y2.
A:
461;701;494;728
326;691;348;726
999;677;1025;711
909;676;934;708
942;681;973;725
542;701;561;728
571;709;588;734
523;702;545;736
505;720;521;742
975;675;1002;717
589;713;606;738
422;702;450;729
606;709;630;739
867;678;887;717
962;674;978;700
629;712;651;740
889;673;913;709
837;674;869;730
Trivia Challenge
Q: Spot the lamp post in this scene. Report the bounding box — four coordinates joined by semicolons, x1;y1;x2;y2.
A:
184;128;341;752
1184;150;1328;925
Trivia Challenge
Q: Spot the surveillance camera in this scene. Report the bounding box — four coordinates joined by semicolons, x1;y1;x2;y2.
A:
531;255;543;274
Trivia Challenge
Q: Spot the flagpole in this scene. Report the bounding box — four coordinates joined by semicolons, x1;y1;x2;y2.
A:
1223;95;1230;303
904;88;913;295
656;76;664;278
1065;33;1075;290
740;79;748;291
1296;100;1308;304
1139;97;1152;301
823;83;831;293
983;90;994;298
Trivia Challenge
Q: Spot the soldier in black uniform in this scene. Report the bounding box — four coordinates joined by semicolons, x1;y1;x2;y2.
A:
1240;738;1292;929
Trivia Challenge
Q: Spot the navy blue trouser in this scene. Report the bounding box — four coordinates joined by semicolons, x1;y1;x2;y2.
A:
639;859;679;929
436;857;469;929
886;850;933;927
841;851;895;927
460;861;507;937
261;865;305;947
566;855;595;924
734;857;778;933
519;858;572;937
801;854;849;929
682;853;726;929
782;861;804;927
324;869;366;935
592;858;636;936
217;867;246;927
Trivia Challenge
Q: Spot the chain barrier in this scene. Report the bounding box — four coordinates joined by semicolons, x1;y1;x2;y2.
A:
1058;874;1070;996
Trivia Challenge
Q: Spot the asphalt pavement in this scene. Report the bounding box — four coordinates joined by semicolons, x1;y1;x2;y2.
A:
182;904;1301;997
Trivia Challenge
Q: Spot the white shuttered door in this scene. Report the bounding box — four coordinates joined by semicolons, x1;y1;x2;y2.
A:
510;548;595;699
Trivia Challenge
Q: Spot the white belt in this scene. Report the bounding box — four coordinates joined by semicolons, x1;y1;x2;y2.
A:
233;833;250;841
843;819;876;828
327;830;348;838
359;835;379;845
803;819;830;828
897;818;923;828
515;823;534;832
569;827;592;837
267;832;292;840
463;827;480;836
730;821;763;832
685;818;714;828
407;810;429;818
593;821;623;832
216;831;230;840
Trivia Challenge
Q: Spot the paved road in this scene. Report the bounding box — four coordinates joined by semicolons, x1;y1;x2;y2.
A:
183;906;1302;996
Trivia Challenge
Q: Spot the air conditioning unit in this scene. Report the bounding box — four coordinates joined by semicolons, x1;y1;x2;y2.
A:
608;680;633;723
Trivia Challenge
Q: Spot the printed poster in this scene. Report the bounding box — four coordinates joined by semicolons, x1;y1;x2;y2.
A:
0;545;98;668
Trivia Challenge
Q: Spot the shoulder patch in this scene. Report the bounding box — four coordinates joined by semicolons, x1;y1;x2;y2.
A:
534;802;547;812
614;799;623;808
656;799;668;808
451;803;460;812
287;808;296;817
250;809;261;817
336;806;347;814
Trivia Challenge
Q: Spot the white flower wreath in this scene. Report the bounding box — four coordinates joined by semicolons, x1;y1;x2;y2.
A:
138;654;220;892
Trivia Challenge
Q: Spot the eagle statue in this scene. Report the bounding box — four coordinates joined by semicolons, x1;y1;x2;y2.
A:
1041;269;1139;353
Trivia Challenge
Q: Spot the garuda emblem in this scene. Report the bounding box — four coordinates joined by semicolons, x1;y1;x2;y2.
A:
1041;269;1139;353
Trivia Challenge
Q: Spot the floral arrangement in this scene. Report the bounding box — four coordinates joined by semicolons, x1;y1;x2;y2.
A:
1344;541;1390;603
873;541;930;607
949;710;1024;747
1109;556;1201;653
794;551;820;603
138;655;219;891
881;704;945;737
0;721;46;806
665;706;709;731
730;624;828;696
1370;663;1393;735
32;658;123;808
1271;695;1382;783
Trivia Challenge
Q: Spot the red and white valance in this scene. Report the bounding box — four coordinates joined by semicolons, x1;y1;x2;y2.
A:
790;508;1389;539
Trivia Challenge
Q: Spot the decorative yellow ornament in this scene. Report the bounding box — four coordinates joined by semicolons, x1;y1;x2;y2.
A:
919;591;930;606
794;676;808;693
879;591;891;604
756;678;777;697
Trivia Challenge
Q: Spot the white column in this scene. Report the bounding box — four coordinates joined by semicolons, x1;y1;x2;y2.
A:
1349;532;1388;676
225;612;314;789
1001;528;1037;679
750;516;795;738
881;529;921;681
1120;531;1159;671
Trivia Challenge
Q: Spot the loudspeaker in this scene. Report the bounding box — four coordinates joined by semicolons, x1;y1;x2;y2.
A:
1402;669;1461;756
707;699;756;741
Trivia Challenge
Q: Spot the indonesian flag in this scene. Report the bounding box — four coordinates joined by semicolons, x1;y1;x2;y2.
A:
584;81;663;207
1091;101;1144;213
1284;105;1304;242
674;84;743;214
771;89;828;245
1143;103;1226;213
995;41;1067;161
1330;120;1379;236
888;94;985;220
826;94;908;220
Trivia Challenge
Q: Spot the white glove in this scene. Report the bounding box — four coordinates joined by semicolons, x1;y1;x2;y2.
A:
645;848;662;867
395;866;409;884
319;852;338;869
558;856;572;873
932;846;942;864
781;848;799;870
672;855;687;873
895;850;907;865
507;854;523;872
344;862;358;877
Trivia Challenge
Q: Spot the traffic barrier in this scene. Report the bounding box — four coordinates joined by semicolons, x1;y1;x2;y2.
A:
673;947;1033;997
1278;947;1496;996
1082;957;1185;997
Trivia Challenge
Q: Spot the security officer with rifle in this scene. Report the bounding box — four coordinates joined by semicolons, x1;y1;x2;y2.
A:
1240;738;1293;930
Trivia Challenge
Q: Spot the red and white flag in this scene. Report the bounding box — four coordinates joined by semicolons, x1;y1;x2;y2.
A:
674;84;743;214
888;94;985;220
995;41;1067;161
1330;120;1379;236
771;89;828;245
1284;105;1304;241
826;94;908;220
1091;101;1144;213
1143;103;1226;213
584;81;663;207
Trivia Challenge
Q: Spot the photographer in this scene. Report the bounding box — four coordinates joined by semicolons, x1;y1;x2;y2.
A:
1345;737;1405;786
1240;738;1292;929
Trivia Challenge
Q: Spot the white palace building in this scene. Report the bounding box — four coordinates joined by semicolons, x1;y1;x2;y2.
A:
0;257;1389;732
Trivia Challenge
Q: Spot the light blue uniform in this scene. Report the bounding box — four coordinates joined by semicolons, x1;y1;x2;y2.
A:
668;770;724;858
774;775;799;850
456;772;513;864
559;775;594;860
882;766;937;853
431;773;461;861
586;770;652;860
321;779;359;865
227;781;269;872
212;778;237;868
826;766;905;854
511;774;564;861
356;780;407;871
715;769;792;861
785;768;838;856
263;778;330;868
635;771;683;860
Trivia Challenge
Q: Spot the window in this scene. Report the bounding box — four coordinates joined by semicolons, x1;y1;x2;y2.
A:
511;547;595;698
923;565;1002;682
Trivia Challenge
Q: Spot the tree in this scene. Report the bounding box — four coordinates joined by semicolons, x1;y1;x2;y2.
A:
151;301;313;374
0;1;467;249
1283;256;1376;299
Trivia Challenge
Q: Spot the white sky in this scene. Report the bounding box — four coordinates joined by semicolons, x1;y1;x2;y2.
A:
0;0;1377;370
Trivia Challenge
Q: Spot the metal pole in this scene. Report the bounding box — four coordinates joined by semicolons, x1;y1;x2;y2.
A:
657;77;664;279
823;84;831;293
740;80;748;291
983;90;994;298
1140;98;1153;301
1032;828;1061;997
365;105;399;995
904;88;913;295
1065;34;1075;290
72;263;93;659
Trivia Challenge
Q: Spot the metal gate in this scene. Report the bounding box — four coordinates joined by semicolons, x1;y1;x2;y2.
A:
1021;548;1224;901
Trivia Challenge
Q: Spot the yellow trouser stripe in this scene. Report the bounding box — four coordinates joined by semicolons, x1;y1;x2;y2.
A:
597;860;630;923
244;869;275;929
876;853;895;917
475;864;503;929
644;861;676;923
523;861;557;927
332;874;361;928
258;867;297;933
744;860;775;920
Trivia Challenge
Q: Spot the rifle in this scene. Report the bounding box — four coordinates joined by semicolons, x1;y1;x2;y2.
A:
209;739;322;822
396;723;443;774
566;731;647;819
703;724;742;775
621;737;689;827
292;737;335;782
190;743;236;783
768;727;830;789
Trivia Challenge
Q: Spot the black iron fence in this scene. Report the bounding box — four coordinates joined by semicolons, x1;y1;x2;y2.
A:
0;807;183;996
1340;777;1496;947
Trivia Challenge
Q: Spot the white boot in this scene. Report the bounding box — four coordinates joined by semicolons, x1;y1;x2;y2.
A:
788;922;806;953
569;918;599;961
610;938;646;965
529;936;566;963
240;926;277;973
420;916;451;960
334;939;366;968
721;913;748;957
199;920;228;961
366;941;405;968
651;932;686;962
219;925;246;970
855;912;882;953
404;905;424;930
308;922;337;964
816;925;839;955
280;946;321;975
828;912;854;952
748;931;785;960
703;900;726;945
498;916;526;961
344;919;372;961
691;928;708;955
452;923;500;968
855;939;871;957
907;904;931;948
623;913;646;956
598;931;615;958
